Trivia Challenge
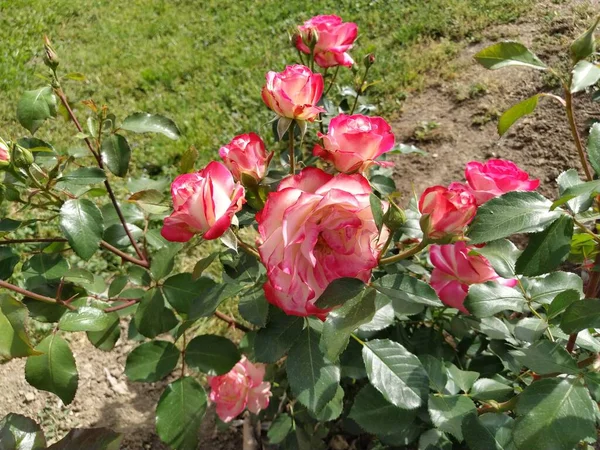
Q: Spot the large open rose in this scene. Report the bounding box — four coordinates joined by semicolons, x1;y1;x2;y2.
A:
295;15;358;68
465;159;539;205
161;161;245;242
208;356;271;423
313;114;395;173
261;65;325;122
429;242;517;314
418;183;477;240
256;167;387;318
219;132;273;183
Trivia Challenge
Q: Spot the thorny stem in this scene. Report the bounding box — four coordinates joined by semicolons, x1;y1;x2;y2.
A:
53;84;148;264
379;239;428;266
104;299;138;313
0;279;75;310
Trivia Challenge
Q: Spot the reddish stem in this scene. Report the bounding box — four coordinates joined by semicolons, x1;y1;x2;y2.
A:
214;310;251;333
104;299;138;313
0;279;75;310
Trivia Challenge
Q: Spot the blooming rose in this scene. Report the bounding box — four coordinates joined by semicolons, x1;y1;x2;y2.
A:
429;242;518;314
261;65;325;122
313;114;395;173
208;356;271;423
465;159;540;205
257;167;387;318
418;183;477;240
295;15;358;68
161;161;245;242
218;133;273;183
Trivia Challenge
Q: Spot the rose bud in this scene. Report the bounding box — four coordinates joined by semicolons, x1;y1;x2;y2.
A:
0;141;10;168
295;15;358;68
465;159;539;205
261;65;325;122
313;114;395;174
12;144;34;169
429;242;517;313
208;356;271;423
257;167;388;318
418;183;477;240
218;133;273;184
161;161;245;242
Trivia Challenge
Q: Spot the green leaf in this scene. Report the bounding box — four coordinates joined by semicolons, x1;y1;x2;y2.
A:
470;239;521;278
108;276;128;298
511;340;578;375
185;335;240;375
287;326;340;414
371;175;396;196
179;146;199;173
63;268;94;285
560;298;600;334
362;339;429;410
22;253;69;281
419;429;453;450
446;364;479;393
46;428;122;450
311;385;344;422
370;193;384;231
419;355;448;393
56;167;106;185
372;274;443;307
17;86;57;134
125;340;180;382
321;289;377;361
162;273;216;317
58;307;114;332
526;271;583;305
0;247;19;280
238;286;269;327
462;413;516;450
514;215;573;276
87;312;120;352
134;289;178;338
101;134;131;177
121;112;181;140
0;413;46;450
470;379;513;402
588;123;600;177
464;283;526;317
467;192;562;244
187;281;248;320
474;41;546;70
59;199;103;260
513;378;596;450
570;16;600;63
349;384;417;442
254;308;304;363
150;244;182;280
547;289;581;320
192;253;218;279
497;94;539;136
267;414;293;444
513;317;547;342
314;277;366;309
571;60;600;93
0;296;39;361
557;169;593;213
128;189;168;214
155;377;207;450
551;179;600;210
25;334;78;405
428;394;476;441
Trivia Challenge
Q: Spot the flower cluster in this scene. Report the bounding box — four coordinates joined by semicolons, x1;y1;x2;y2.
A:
420;159;539;312
208;357;271;423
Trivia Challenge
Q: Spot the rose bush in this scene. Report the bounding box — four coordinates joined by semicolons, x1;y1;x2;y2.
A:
2;14;600;450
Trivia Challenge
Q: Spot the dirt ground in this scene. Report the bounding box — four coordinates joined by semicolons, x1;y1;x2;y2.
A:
1;1;600;449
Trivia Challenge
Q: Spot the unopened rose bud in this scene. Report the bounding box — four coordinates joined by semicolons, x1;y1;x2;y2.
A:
0;141;10;169
364;53;375;68
12;145;34;169
383;200;405;231
43;36;59;70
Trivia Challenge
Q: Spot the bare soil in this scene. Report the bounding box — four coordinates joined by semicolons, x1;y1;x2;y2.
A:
1;1;599;449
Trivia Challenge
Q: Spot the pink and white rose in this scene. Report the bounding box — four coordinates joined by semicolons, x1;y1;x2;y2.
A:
161;161;245;242
418;183;477;240
261;65;325;122
256;167;387;318
313;114;395;173
295;15;358;68
465;159;539;205
0;142;9;167
208;356;271;423
219;133;273;183
429;242;518;314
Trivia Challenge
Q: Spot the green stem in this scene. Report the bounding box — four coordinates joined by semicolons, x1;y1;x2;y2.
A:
288;121;296;174
477;396;518;415
234;233;260;260
379;239;428;266
323;66;340;97
350;65;372;115
564;79;593;181
350;333;365;346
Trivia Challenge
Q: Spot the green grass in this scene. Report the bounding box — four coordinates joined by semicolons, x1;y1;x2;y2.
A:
1;0;530;174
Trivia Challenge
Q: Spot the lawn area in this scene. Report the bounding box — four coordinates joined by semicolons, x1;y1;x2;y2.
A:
0;0;531;173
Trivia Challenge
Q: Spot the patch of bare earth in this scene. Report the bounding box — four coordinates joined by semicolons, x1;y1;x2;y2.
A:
2;1;600;449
